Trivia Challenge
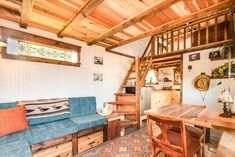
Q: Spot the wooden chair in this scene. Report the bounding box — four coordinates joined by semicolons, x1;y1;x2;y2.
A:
147;114;202;157
170;125;205;157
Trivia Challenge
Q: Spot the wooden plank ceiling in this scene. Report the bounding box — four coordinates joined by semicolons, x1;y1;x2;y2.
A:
0;0;233;50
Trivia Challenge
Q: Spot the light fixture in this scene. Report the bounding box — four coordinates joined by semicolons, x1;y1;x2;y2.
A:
218;90;233;117
0;40;7;47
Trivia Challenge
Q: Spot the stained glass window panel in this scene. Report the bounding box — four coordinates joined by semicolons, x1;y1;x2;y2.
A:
18;41;78;63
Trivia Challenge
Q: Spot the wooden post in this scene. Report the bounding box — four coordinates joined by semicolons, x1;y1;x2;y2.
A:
171;30;174;52
135;57;140;129
103;124;108;142
177;30;180;50
215;17;218;42
166;33;169;53
72;133;78;156
198;23;200;46
206;20;209;44
191;26;193;48
151;35;155;56
161;34;164;54
183;27;186;49
180;54;183;104
157;36;159;55
224;14;228;40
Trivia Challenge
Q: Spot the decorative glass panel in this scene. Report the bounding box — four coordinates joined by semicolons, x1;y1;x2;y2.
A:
18;41;78;63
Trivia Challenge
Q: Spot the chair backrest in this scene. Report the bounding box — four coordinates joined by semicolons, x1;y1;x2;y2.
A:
147;114;187;156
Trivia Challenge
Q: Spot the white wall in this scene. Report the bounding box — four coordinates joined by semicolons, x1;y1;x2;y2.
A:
114;36;151;57
183;48;235;110
0;19;134;109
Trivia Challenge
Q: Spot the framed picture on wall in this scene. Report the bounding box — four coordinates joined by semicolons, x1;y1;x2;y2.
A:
93;73;103;81
189;53;200;61
94;56;103;65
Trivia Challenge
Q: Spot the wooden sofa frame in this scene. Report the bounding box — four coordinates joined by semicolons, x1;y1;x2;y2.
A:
31;124;108;156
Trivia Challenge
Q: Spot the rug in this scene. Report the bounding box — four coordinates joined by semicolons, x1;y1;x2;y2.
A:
79;127;151;157
77;127;217;157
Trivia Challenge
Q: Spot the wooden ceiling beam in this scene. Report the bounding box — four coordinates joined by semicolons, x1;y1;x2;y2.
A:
152;58;181;64
106;0;233;50
57;0;103;38
153;60;181;65
87;0;181;46
20;0;34;28
106;49;135;59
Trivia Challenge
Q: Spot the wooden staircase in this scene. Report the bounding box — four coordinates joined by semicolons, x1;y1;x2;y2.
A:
108;37;155;130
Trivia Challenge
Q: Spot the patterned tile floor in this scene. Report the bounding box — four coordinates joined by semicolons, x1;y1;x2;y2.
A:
78;127;218;157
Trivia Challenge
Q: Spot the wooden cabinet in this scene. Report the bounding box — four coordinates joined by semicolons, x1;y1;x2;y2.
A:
32;125;107;157
106;114;121;140
151;90;180;109
78;131;103;153
33;141;72;157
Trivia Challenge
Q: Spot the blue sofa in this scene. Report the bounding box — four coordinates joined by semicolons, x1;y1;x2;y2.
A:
0;97;108;157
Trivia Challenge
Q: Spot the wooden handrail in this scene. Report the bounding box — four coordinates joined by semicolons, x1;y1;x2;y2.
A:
140;36;154;62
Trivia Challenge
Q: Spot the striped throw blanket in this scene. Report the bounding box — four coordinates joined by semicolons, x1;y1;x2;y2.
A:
18;98;70;119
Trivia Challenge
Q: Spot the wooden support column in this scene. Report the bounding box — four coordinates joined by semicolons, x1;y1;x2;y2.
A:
180;54;183;104
166;33;169;53
198;23;200;46
135;57;140;129
177;30;180;50
171;30;174;52
183;28;186;49
161;34;164;54
206;20;209;44
191;26;193;48
215;17;218;42
224;14;228;40
151;36;155;56
157;36;159;55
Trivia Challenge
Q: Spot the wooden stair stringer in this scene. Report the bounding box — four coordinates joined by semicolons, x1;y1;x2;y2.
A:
140;57;153;87
117;60;135;93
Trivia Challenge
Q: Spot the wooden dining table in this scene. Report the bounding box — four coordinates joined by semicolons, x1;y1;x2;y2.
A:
145;104;235;157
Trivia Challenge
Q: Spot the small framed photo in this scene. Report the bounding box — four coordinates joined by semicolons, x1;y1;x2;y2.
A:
189;53;200;61
93;73;103;81
94;56;103;65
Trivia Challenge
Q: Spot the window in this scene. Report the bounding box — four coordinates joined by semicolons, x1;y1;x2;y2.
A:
18;41;78;63
0;27;81;67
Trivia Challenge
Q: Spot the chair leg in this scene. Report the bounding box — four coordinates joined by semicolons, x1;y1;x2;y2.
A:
202;128;206;157
151;144;155;157
196;149;202;157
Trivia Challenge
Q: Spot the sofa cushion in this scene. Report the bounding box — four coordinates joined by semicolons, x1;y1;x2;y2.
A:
29;119;77;144
69;97;97;117
70;114;107;131
0;140;32;157
0;129;33;145
18;98;70;125
0;102;16;109
0;106;29;137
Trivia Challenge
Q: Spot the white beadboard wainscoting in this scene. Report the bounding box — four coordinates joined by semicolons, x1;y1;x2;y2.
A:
0;19;139;109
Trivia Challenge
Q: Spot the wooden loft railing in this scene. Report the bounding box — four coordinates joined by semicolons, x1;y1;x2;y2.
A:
107;10;234;132
152;11;232;57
